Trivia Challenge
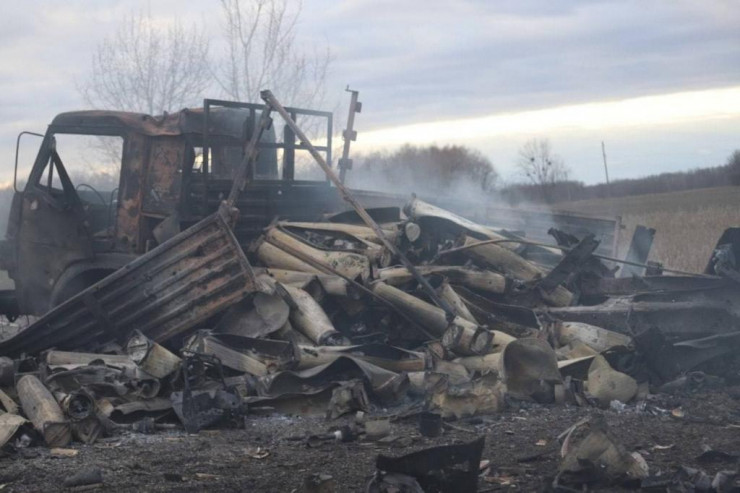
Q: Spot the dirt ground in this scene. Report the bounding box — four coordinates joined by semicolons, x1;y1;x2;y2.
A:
0;390;737;492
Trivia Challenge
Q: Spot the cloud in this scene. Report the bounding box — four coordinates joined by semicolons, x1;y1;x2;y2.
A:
1;0;738;187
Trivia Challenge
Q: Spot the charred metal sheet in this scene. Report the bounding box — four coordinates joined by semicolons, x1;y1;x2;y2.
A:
373;437;485;493
453;286;540;332
328;206;401;225
295;343;425;372
185;330;296;375
259;356;408;406
580;275;729;297
544;286;740;342
619;225;655;278
704;227;740;275
0;209;259;356
634;328;740;381
433;196;621;257
538;234;599;293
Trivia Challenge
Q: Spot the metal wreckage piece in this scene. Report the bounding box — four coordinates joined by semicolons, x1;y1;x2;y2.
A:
0;91;737;490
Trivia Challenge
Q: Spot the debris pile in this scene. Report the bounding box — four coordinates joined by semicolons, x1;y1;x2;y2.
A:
1;91;739;491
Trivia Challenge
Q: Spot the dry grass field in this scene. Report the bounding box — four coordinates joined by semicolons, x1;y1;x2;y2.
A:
555;186;740;273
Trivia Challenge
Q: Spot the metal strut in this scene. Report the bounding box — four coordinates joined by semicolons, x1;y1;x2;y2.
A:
225;106;274;208
338;86;361;184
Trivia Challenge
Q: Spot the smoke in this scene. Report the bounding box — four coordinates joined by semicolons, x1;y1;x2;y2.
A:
344;144;506;206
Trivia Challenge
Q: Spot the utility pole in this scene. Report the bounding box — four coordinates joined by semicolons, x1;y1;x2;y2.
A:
601;141;611;199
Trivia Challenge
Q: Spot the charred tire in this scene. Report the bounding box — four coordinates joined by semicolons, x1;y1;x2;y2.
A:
50;269;116;308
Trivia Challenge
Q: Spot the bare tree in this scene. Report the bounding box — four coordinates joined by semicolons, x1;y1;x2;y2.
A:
216;0;332;108
727;149;740;186
351;144;498;197
80;10;211;115
517;138;570;202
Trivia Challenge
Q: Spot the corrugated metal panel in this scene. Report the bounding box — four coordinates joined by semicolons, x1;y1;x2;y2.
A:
0;211;258;356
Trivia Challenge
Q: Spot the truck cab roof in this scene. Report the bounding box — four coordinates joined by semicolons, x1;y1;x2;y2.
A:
51;107;261;140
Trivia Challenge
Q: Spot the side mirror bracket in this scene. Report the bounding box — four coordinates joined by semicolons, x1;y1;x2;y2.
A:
14;131;43;193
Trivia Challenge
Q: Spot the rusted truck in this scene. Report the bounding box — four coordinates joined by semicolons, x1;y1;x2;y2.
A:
0;100;375;317
0;99;620;319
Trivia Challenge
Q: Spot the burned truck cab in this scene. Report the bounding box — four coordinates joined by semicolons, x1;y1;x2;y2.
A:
2;100;346;317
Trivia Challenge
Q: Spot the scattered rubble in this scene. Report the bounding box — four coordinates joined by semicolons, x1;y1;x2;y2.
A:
0;90;739;491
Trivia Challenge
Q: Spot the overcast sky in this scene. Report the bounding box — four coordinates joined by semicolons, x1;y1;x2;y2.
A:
2;0;739;185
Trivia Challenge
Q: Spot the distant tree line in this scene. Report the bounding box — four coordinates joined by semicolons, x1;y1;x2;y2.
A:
502;149;740;205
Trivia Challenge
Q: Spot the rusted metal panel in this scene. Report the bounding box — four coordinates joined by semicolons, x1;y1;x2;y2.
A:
0;209;259;356
142;137;185;216
115;134;148;254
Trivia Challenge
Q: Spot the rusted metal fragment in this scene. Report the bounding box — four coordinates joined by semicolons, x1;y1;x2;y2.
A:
295;343;425;372
538;234;599;294
580;275;729;297
0;357;15;387
460;234;543;281
106;397;173;420
327;380;369;419
244;386;337;417
0;413;27;450
437;281;477;324
377;265;507;295
170;387;243;434
263;227;371;280
277;284;346;345
278;221;396;244
634;328;740;381
371;281;482;339
553;321;633;353
185;331;296;376
501;338;562;403
453;286;540;336
142;137;185;216
327;206;401;226
17;375;71;447
45;351;137;371
432;360;471;386
442;323;493;356
273;320;314;345
587;355;637;406
454;352;502;375
543;286;740;342
407;371;448;397
259;356;408;406
255;240;324;274
0;388;19;415
126;330;182;378
258;269;360;300
555;340;600;360
558;418;648;487
373;437;485;493
277;221;395;267
46;365;160;401
0;208;259;356
430;377;504;419
215;292;290;339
